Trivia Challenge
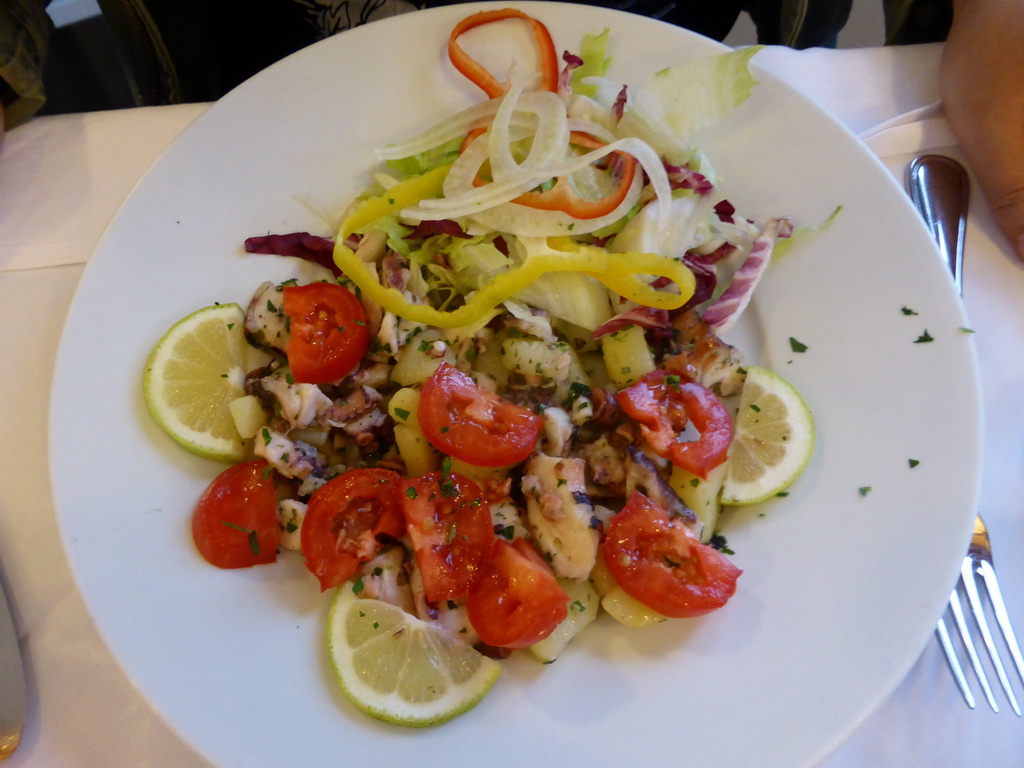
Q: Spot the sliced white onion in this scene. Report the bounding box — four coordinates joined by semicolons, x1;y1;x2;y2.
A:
463;168;643;236
488;72;531;180
405;136;667;223
375;99;501;161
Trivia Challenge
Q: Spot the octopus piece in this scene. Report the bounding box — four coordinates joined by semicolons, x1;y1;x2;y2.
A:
541;406;574;457
664;308;746;396
489;497;529;542
259;374;333;431
579;434;627;495
276;498;307;551
253;427;324;480
521;454;600;580
624;446;700;533
358;546;415;615
321;385;389;439
244;281;290;353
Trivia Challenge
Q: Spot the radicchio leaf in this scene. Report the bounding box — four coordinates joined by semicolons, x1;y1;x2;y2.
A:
244;232;340;276
403;219;471;240
592;305;670;339
612;85;628;122
714;199;736;223
665;163;713;195
700;217;793;333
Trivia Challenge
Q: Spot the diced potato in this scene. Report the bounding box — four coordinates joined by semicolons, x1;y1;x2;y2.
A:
600;324;656;388
588;546;617;597
500;337;572;382
289;427;329;448
529;578;601;663
591;548;667;627
449;458;510;488
391;330;454;386
671;463;727;543
387;387;439;476
228;395;267;439
601;587;668;628
471;329;510;392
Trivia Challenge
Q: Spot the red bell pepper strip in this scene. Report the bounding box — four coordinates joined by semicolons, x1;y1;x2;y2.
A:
468;131;637;220
448;9;560;98
451;11;638;221
512;132;637;219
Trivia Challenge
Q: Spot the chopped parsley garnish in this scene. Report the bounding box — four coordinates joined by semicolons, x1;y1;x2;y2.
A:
789;337;808;353
708;531;734;554
222;522;260;556
914;330;934;343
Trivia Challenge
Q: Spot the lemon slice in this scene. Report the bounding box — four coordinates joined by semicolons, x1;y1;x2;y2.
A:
721;365;815;505
327;584;501;727
143;303;249;462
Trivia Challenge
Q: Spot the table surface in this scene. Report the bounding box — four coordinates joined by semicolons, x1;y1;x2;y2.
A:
1;40;1022;766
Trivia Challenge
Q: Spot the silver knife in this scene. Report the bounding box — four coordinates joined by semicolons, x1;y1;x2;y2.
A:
0;570;24;758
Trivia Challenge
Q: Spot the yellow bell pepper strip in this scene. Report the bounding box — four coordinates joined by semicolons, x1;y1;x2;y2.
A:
544;237;695;310
340;165;450;237
334;181;694;328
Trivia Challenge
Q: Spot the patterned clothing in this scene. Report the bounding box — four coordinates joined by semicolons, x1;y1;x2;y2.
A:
1;0;952;130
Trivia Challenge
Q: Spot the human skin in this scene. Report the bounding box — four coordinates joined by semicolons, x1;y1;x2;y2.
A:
942;0;1024;261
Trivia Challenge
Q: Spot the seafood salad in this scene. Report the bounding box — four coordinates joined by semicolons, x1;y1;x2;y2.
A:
148;8;818;725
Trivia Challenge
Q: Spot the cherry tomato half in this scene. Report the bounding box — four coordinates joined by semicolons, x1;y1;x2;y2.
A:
418;363;542;467
467;538;569;649
604;491;741;618
301;467;406;592
617;370;733;480
282;281;370;384
192;460;279;569
401;471;495;602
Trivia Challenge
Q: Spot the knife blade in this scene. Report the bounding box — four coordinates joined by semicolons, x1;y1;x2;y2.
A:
0;570;24;758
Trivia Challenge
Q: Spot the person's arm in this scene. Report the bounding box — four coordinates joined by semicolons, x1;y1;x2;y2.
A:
940;0;1024;261
0;0;53;140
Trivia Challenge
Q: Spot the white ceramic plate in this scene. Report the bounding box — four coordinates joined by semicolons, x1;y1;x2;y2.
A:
50;3;981;766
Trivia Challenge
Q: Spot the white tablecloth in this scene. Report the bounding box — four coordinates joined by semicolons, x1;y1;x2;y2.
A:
1;41;1022;766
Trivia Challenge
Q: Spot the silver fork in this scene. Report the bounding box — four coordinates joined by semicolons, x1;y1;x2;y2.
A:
907;153;1024;714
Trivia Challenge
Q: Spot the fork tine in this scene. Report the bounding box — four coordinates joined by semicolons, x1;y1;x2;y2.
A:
936;614;977;708
976;559;1024;694
949;574;1000;713
962;558;1022;716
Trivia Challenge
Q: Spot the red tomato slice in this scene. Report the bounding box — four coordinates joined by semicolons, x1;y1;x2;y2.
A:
617;370;733;480
604;491;741;618
467;538;569;649
301;467;405;592
401;471;495;602
418;363;542;467
192;460;279;569
282;281;370;384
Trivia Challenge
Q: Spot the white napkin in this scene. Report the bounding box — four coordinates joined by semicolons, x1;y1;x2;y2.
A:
0;104;208;273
